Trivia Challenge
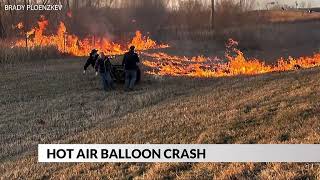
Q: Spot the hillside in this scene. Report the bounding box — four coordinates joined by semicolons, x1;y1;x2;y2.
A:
1;58;320;179
265;10;320;22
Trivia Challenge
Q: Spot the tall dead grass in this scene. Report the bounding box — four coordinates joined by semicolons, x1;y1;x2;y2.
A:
0;42;60;65
214;0;260;29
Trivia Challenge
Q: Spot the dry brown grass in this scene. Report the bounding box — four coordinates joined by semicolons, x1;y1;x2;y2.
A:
1;53;320;179
0;42;60;65
266;10;320;23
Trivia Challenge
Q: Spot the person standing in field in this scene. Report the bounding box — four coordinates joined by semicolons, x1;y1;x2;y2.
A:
83;49;99;74
122;46;140;91
95;52;114;91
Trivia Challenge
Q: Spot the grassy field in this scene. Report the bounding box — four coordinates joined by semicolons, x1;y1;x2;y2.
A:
265;10;320;23
1;55;320;179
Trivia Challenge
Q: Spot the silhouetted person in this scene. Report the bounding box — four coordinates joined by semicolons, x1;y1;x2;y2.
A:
83;49;99;74
95;52;114;91
122;46;140;91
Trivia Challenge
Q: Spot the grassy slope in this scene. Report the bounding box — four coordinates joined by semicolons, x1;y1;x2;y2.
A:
1;58;320;179
267;10;320;23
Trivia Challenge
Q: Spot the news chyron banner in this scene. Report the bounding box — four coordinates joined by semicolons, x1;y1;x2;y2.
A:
39;144;320;163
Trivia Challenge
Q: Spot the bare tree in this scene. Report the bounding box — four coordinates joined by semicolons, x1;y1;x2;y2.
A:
0;1;6;38
211;0;215;30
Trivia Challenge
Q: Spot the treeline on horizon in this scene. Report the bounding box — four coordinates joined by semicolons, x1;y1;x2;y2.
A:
0;0;264;41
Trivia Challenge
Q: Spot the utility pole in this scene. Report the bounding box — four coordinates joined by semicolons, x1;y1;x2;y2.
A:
64;32;67;53
24;0;28;51
93;35;96;47
25;33;28;49
211;0;215;31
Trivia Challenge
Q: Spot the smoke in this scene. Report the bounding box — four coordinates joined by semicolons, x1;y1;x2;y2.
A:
68;8;116;41
66;0;168;42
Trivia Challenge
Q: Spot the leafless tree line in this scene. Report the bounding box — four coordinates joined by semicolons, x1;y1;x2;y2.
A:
0;0;257;40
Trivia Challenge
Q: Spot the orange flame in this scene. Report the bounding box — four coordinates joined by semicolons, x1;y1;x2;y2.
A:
13;16;168;56
143;39;320;78
129;31;169;50
16;22;24;30
12;17;320;78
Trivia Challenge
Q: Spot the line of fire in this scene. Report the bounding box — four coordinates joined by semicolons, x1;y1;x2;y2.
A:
10;14;320;78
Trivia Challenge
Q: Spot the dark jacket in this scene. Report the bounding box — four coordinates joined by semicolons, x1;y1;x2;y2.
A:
88;52;99;63
122;51;140;70
95;57;112;73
